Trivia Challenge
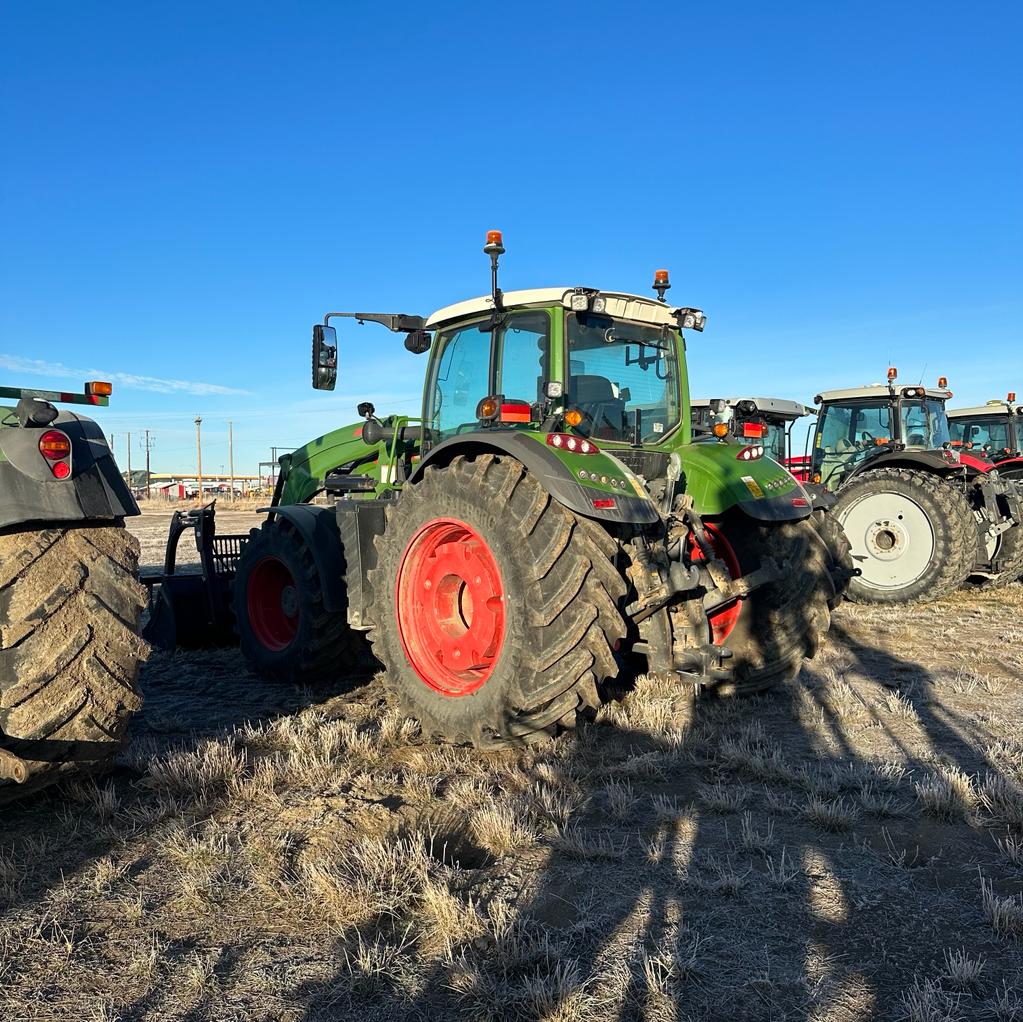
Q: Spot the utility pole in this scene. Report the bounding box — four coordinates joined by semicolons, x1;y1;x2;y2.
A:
195;415;203;501
227;420;235;503
126;432;132;491
141;430;153;500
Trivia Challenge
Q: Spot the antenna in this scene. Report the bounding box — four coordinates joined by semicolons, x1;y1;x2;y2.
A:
918;363;927;385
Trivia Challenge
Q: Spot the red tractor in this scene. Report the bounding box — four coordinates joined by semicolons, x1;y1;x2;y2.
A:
948;394;1023;483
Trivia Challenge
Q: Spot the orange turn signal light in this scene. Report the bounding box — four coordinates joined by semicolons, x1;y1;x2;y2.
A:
564;408;584;428
476;396;499;420
654;269;670;284
86;380;113;396
1009;392;1017;402
712;422;730;438
937;376;947;389
887;366;898;381
874;437;890;446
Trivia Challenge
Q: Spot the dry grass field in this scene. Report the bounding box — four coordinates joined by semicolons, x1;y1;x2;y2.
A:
1;511;1021;1021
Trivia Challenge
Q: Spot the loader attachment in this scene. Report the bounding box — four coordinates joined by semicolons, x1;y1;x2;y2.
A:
141;502;249;649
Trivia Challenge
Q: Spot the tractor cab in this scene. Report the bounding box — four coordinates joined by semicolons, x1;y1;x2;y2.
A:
691;397;812;469
948;394;1023;474
809;371;956;491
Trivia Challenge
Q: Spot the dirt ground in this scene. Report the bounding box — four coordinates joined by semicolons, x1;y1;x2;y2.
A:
1;511;1021;1021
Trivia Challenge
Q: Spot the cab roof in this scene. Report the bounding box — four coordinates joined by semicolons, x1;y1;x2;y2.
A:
691;396;813;420
948;401;1023;418
425;288;690;330
814;385;952;404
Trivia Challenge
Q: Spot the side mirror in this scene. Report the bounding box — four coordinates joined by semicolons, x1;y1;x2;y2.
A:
312;324;338;391
404;329;431;354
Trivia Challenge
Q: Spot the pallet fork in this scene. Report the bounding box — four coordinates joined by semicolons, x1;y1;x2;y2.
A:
141;502;249;649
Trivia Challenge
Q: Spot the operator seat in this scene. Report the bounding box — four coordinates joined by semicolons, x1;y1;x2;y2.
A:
572;374;626;438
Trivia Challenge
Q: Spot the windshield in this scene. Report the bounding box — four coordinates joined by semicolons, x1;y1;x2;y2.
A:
566;313;680;443
900;399;950;448
949;415;1011;450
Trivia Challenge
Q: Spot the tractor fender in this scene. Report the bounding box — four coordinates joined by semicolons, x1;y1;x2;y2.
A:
675;443;812;522
409;433;659;525
262;503;350;613
843;451;966;486
0;409;138;530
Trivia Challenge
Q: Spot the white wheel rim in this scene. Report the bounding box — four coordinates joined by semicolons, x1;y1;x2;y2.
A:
838;490;936;591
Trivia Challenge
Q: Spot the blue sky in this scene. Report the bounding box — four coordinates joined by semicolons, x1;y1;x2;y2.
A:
2;2;1020;474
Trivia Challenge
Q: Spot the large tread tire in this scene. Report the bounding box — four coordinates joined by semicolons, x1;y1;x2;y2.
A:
808;509;854;608
0;523;147;798
704;516;834;697
365;454;627;748
834;467;975;604
233;517;367;682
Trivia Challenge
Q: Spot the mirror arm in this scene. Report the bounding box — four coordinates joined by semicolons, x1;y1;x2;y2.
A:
323;312;426;333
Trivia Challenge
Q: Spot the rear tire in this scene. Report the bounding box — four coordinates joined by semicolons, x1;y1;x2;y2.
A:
233;517;366;682
809;509;854;608
833;467;975;604
691;516;833;697
0;523;146;797
366;454;627;748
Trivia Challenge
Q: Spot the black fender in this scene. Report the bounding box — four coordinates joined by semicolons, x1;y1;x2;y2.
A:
843;450;966;486
0;410;138;530
262;503;350;613
408;433;659;526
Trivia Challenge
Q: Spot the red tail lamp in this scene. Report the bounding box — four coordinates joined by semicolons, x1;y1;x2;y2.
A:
498;401;531;424
38;429;71;460
52;460;71;479
742;422;765;438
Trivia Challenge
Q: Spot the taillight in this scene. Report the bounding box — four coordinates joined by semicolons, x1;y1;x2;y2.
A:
592;498;616;509
736;445;764;461
39;430;71;460
547;433;599;454
742;422;765;438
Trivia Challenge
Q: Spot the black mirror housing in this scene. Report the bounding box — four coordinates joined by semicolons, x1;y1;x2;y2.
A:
312;324;338;391
404;329;431;354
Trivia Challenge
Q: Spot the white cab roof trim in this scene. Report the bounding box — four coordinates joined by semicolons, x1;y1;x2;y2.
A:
948;402;1020;418
691;396;813;419
815;386;951;403
425;288;685;329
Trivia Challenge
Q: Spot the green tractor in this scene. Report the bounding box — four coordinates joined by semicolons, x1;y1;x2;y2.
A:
0;380;146;795
150;235;836;746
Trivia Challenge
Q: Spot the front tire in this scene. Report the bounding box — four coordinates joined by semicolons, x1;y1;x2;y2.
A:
366;455;627;748
0;523;147;797
833;467;975;604
233;517;365;682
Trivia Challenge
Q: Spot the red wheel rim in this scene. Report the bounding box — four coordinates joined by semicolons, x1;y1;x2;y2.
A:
247;556;300;652
688;522;743;645
395;517;506;696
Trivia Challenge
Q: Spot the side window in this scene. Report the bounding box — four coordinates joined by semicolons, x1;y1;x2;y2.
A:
851;403;892;441
429;322;491;439
496;312;549;405
818;405;852;451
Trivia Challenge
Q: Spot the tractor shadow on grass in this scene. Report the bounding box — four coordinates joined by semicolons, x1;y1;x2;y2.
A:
289;600;1023;1021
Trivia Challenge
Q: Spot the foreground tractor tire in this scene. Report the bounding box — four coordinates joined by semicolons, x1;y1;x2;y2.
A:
366;454;627;747
0;523;146;797
833;467;976;604
233;517;366;682
809;509;855;608
684;515;833;697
